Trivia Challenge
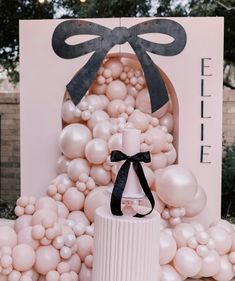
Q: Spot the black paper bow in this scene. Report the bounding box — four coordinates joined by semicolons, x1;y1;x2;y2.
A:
52;19;187;113
110;150;155;217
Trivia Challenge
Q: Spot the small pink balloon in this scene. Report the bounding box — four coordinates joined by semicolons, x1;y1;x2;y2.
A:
35;197;57;212
151;153;167;170
46;270;60;281
67;211;90;226
14;206;24;217
17;197;29;208
165;147;177;165
60;246;72;259
67;158;90;182
0;226;17;248
159;230;177;265
59;124;92;159
35;246;60;275
84;187;109;222
77;235;93;261
93;121;111;141
87;110;109;130
213;255;234;281
17;226;39;250
61;100;80;124
108;133;122;152
208;226;232;255
14;215;32;234
173;247;202;277
84;255;93;268
12;244;36;271
79;263;92;281
106;80;127;101
159;113;174;133
67;254;81;274
90;165;111;186
160;265;182;281
145;127;168;154
63;188;85;212
128;111;149;132
52;174;74;188
8;270;21;281
90;83;106;95
85;138;109;165
104;58;123;79
32;225;45;240
124;95;135;108
173;223;196;248
107;100;126;118
32;209;57;226
56;156;71;174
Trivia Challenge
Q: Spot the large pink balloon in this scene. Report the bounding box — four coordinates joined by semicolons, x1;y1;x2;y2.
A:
67;158;90;182
212;219;234;234
208;226;232;255
107;100;126;118
67;254;81;273
151;153;167;170
156;165;198;207
79;263;92;281
104;58;123;79
59;124;92;159
56;201;69;219
32;209;57;226
128;111;149;132
52;174;73;187
173;247;202;277
85;139;109;165
61;100;80;124
84;187;109;222
0;226;17;248
199;250;220;277
173;223;195;248
17;226;39;250
35;246;60;275
67;211;90;226
90;165;111;186
35;197;57;212
108;133;122;152
93;121;111;140
213;255;234;281
77;235;93;261
106;80;127;100
12;244;36;271
63;188;85;211
135;88;151;114
159;230;177;265
145;127;168;154
14;215;32;233
87;110;109;130
160;265;182;281
183;186;207;217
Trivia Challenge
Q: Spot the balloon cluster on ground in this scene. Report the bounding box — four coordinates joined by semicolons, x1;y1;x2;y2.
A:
0;56;234;281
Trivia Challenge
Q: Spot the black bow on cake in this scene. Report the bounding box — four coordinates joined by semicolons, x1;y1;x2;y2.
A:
110;150;155;217
52;19;187;113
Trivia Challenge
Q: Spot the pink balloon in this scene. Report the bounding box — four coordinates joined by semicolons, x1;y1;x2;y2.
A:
212;219;234;234
56;156;71;174
0;226;17;248
156;165;198;207
35;246;60;275
84;187;109;222
87;110;109;130
165;147;177;165
67;211;90;226
56;201;69;219
128;111;149;132
14;215;32;233
59;124;92;159
208;226;232;255
142;165;155;188
79;263;92;281
52;174;74;187
67;158;90;182
32;209;57;226
107;100;126;118
135;88;151;114
63;188;85;212
106;80;127;101
159;230;177;265
35;197;57;212
173;247;202;277
61;100;80;124
230;233;235;252
108;133;122;152
173;223;196;248
160;265;182;281
93;121;111;141
145;127;168;154
199;250;220;277
213;255;234;281
104;58;123;79
22;269;39;281
85;95;106;111
12;244;36;271
8;270;21;281
67;254;81;273
90;83;106;95
183;186;207;217
90;165;111;186
124;95;135;108
45;270;60;281
77;235;93;261
17;226;39;250
159;113;174;133
85;139;109;165
151;153;167;170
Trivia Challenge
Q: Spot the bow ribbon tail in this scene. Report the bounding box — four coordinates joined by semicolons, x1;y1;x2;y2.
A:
66;50;108;105
110;160;131;216
132;161;155;218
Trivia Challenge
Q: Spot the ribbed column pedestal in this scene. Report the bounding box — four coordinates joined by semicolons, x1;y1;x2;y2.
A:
92;206;160;281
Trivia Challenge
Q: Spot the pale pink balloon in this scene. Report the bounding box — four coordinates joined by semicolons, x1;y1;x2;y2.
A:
151;153;167;170
85;95;105;111
213;255;234;281
35;197;57;212
230;233;235;252
67;254;81;273
67;158;90;182
190;222;205;233
45;270;60;281
199;250;220;277
135;88;152;114
212;219;234;234
127;85;138;97
35;246;60;275
12;244;35;271
104;58;123;79
97;95;109;110
160;265;182;281
87;110;109;130
208;226;232;255
61;100;80;124
124;95;135;108
160;113;174;133
79;263;92;281
183;186;207;217
173;223;195;248
32;225;45;240
145;127;168;154
93;121;111;141
17;196;29;208
106;80;127;101
142;165;155;188
67;211;90;227
90;83;106;95
52;174;74;187
56;201;69;219
159;230;177;265
156;165;198;207
173;247;202;277
17;226;39;250
63;188;85;212
59;124;92;159
108;133;122;152
107;100;126;118
84;187;109;222
165;147;177;165
77;235;93;261
128;111;149;132
85;139;109;165
32;209;57;226
153;102;169;119
90;165;111;186
0;226;17;248
84;255;93;269
8;270;21;281
56;156;71;174
14;215;32;233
